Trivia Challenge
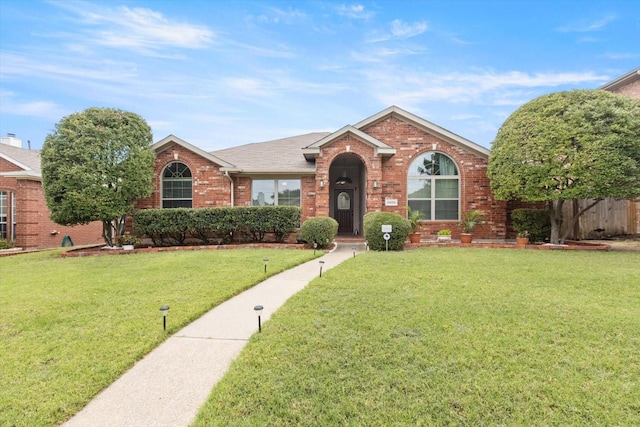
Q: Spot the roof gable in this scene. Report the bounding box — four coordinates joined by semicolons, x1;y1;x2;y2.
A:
355;106;490;158
302;125;396;160
153;135;238;170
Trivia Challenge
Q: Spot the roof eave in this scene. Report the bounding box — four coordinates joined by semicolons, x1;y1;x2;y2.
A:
599;68;640;91
153;135;237;169
0;170;42;181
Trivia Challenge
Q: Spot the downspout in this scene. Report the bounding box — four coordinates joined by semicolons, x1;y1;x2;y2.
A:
224;171;234;206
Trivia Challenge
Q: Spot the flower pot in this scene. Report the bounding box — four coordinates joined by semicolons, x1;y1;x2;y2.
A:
460;233;473;244
437;235;451;242
122;244;134;250
409;233;421;243
516;237;529;246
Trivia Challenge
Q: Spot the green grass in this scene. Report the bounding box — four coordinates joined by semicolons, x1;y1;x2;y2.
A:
0;248;318;427
194;248;640;426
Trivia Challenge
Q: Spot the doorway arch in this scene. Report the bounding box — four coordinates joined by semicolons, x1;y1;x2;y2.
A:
328;154;366;235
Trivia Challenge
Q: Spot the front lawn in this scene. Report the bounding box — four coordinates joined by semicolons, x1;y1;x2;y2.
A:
195;248;640;426
0;248;317;427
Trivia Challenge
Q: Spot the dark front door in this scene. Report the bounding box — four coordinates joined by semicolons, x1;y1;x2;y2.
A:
335;189;354;234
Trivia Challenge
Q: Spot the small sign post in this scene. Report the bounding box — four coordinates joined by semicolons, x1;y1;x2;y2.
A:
381;225;392;251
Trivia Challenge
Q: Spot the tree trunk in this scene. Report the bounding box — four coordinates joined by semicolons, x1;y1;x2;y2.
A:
102;220;113;247
548;200;564;245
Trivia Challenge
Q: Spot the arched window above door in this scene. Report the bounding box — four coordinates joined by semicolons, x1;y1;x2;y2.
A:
162;162;192;208
407;152;459;220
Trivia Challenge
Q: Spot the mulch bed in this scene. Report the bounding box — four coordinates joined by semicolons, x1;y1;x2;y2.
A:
60;242;308;258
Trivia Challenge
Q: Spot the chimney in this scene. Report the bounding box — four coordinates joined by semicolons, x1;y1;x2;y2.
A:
1;133;23;148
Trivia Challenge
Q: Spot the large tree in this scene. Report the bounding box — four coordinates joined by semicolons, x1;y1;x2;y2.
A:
41;107;155;246
488;90;640;244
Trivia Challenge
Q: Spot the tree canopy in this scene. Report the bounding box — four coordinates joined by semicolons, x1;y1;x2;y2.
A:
488;89;640;244
41;107;155;246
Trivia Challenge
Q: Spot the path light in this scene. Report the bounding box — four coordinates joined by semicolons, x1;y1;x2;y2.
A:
254;305;263;333
313;242;317;255
352;247;356;258
159;305;169;331
319;260;325;277
263;258;269;274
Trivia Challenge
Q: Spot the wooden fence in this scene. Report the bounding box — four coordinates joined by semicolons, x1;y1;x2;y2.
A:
562;198;638;240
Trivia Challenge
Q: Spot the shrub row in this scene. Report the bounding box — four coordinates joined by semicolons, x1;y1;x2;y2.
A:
511;208;551;243
133;206;301;246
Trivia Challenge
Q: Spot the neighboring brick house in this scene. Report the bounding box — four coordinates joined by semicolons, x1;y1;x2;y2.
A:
137;106;509;240
0;136;103;249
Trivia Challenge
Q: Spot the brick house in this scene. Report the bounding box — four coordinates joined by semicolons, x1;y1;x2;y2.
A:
0;135;103;248
3;69;637;249
137;106;509;241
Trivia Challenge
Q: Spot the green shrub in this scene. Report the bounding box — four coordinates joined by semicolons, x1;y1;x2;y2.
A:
115;234;141;247
363;212;410;251
133;206;301;245
299;217;338;248
511;209;551;243
0;238;14;250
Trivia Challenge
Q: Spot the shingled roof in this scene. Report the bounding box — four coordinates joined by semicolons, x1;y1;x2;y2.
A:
0;143;42;179
211;132;329;174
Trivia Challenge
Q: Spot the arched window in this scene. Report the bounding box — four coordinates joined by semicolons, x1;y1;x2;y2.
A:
407;152;459;220
162;162;192;208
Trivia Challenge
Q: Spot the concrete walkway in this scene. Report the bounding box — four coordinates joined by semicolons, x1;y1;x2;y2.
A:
63;242;361;427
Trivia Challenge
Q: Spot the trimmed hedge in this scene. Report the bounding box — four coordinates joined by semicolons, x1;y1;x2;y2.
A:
511;208;551;243
133;206;301;246
363;211;410;251
298;217;338;248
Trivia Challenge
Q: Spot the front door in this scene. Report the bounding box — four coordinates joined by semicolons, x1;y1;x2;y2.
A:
335;189;354;234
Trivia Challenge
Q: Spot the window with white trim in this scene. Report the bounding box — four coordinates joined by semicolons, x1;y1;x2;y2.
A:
162;162;192;208
252;179;301;206
0;191;7;239
407;152;459;220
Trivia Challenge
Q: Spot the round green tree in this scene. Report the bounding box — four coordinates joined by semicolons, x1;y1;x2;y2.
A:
41;107;155;246
488;90;640;244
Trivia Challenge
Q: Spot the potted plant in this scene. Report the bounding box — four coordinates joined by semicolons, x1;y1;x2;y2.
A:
406;206;424;244
459;209;482;244
437;229;452;242
516;230;530;246
116;234;141;250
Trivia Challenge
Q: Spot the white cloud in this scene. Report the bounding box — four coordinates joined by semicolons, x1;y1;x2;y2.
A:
367;19;428;42
250;7;307;24
390;19;428;39
556;14;616;32
337;4;373;20
51;2;215;54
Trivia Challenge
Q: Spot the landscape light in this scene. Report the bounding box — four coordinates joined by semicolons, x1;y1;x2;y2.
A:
254;305;264;333
159;305;169;331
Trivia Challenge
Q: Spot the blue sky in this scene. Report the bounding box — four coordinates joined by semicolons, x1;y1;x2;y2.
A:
1;0;638;151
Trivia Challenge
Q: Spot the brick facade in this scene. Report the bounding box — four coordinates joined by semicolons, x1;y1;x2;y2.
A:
0;157;102;249
141;109;512;241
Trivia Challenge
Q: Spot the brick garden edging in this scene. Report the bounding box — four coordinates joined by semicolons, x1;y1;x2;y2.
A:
60;242;307;258
404;240;610;251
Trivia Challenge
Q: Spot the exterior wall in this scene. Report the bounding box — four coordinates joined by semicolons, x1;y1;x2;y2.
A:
2;157;103;249
361;115;506;239
136;143;232;210
314;134;381;218
610;78;640;99
13;179;102;248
